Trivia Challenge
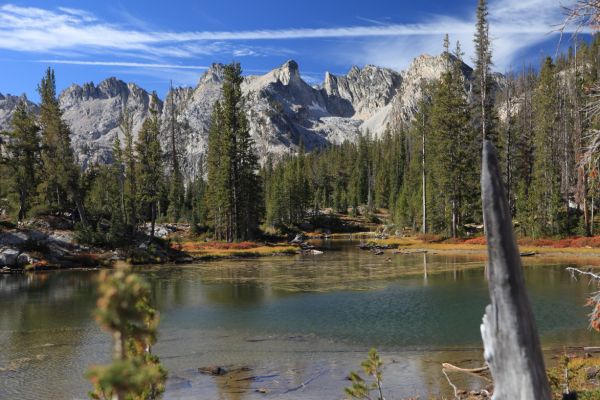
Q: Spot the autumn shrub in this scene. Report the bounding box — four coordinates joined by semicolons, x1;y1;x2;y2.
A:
464;236;487;245
416;233;443;243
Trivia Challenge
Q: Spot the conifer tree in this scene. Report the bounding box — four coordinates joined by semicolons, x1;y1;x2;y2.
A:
5;100;41;221
529;57;563;237
165;85;185;222
472;0;496;144
120;108;138;229
430;42;478;237
136;95;163;240
206;63;262;241
37;67;88;225
86;268;166;400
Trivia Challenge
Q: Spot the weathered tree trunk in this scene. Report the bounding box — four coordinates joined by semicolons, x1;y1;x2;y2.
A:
150;202;156;240
422;116;427;234
75;197;88;226
480;141;551;399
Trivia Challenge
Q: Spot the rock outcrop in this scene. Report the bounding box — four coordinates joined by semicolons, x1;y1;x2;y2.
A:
0;53;478;179
59;77;161;168
0;93;38;132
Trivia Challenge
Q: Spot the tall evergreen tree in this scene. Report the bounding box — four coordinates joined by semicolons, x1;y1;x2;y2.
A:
37;67;88;225
529;57;563;237
429;43;478;237
136;95;163;240
120;108;138;229
5;101;41;221
165;84;185;222
206;63;262;241
472;0;496;144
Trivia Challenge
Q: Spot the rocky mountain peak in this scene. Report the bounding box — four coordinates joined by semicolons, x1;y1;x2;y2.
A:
0;93;38;132
0;52;482;179
272;60;301;86
200;63;225;85
322;64;402;120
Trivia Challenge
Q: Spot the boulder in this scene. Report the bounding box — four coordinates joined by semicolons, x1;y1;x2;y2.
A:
17;252;37;266
0;231;29;246
291;234;305;244
0;248;19;266
587;366;600;380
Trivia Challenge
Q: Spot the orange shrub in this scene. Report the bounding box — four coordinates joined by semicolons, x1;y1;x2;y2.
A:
417;233;443;243
464;237;487;245
179;241;261;251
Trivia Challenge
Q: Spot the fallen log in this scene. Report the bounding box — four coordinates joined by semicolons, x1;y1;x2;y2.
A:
479;141;551;400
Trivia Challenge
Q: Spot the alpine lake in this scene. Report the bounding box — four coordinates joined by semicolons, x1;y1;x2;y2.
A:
1;239;599;399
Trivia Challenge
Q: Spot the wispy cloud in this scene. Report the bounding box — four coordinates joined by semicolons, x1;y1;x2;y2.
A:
340;0;568;72
0;1;574;74
38;60;209;70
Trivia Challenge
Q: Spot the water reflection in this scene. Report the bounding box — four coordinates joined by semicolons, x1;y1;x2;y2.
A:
1;240;599;400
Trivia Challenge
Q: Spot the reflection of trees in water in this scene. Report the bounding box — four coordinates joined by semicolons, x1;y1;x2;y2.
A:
1;272;97;333
147;268;189;309
0;271;100;399
203;283;267;306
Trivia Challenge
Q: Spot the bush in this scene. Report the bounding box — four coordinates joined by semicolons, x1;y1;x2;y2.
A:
416;233;443;243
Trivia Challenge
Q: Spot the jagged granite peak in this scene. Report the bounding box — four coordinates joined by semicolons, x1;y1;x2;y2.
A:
322;64;402;120
362;53;473;134
59;77;161;169
0;53;483;179
272;59;300;85
199;63;225;85
0;93;38;132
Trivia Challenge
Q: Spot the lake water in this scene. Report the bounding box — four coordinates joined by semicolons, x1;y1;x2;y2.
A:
1;240;599;399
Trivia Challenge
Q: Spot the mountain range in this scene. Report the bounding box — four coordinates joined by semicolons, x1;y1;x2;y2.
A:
0;53;473;179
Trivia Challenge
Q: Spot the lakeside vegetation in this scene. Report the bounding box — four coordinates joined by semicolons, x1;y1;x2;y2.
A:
1;2;600;255
2;0;600;399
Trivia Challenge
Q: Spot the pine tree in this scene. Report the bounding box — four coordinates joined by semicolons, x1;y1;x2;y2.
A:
120;108;138;229
136;95;163;240
165;84;185;222
37;67;88;225
429;44;478;237
86;268;166;400
206;63;262;241
529;57;563;237
5;100;41;221
472;0;496;145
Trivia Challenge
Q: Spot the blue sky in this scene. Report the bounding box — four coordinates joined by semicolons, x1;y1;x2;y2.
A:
0;0;578;101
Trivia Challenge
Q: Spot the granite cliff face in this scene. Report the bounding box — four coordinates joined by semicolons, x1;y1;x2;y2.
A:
59;77;161;168
0;93;39;132
0;53;475;178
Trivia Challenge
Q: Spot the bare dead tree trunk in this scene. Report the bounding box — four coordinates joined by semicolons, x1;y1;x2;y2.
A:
480;141;551;400
422;113;427;233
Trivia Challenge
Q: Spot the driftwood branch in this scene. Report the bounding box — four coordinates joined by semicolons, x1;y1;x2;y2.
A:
566;266;600;281
442;362;490;376
442;368;459;400
480;141;551;399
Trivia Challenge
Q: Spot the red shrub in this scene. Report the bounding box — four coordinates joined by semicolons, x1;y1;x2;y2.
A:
464;237;487;245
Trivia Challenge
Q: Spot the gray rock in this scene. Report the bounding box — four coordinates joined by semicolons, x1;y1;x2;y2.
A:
0;93;38;132
0;248;19;267
587;366;600;380
1;54;484;180
0;231;29;246
17;252;37;265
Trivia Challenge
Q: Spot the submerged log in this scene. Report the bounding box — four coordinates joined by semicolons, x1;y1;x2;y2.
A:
480;141;551;399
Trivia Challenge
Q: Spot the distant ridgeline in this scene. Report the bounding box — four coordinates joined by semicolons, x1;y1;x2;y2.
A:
2;33;600;240
1;54;476;179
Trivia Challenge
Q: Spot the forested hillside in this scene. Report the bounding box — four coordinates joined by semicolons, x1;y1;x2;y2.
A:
1;0;600;243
